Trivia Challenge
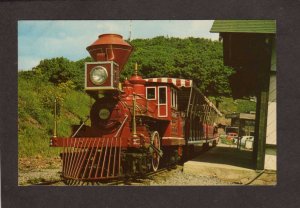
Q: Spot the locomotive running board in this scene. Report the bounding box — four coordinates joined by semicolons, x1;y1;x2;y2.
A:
187;138;217;144
59;137;122;181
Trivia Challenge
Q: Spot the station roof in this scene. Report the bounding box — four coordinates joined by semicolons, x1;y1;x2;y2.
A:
210;20;276;99
225;113;256;120
210;20;276;34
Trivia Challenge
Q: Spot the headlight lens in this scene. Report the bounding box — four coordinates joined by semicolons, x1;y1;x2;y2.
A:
90;66;108;85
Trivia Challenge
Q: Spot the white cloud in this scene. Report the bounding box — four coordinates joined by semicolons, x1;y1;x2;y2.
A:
18;20;219;70
18;56;41;71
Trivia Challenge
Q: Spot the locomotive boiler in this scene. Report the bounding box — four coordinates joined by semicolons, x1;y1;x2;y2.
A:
50;34;222;182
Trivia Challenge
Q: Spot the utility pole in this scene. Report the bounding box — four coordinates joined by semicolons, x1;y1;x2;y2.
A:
128;20;132;41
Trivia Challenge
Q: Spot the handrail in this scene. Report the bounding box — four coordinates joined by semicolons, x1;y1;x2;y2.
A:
114;114;128;138
71;116;90;138
132;94;137;137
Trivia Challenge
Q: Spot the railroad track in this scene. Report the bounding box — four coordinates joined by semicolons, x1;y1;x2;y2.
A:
105;167;172;186
32;145;213;186
31;167;171;186
33;179;64;186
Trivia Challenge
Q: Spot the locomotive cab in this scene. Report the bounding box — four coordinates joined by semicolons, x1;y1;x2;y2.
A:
145;81;183;139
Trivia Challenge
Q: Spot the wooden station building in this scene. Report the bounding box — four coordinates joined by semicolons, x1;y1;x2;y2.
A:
210;20;276;170
226;112;256;137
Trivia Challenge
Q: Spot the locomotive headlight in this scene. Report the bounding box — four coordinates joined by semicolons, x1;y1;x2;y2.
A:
99;108;110;120
90;66;108;85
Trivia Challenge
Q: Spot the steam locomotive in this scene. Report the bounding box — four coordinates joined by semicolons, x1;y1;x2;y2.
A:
50;34;222;182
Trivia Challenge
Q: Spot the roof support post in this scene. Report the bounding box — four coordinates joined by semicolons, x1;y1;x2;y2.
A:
253;55;271;170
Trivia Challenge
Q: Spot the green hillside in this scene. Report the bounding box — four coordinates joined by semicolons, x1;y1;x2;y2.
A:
18;72;91;158
215;97;256;115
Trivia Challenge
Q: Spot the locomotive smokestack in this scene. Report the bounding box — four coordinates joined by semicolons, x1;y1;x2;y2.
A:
85;34;133;91
86;34;133;71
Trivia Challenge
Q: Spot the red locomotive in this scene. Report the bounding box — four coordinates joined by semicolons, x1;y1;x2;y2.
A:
50;34;222;182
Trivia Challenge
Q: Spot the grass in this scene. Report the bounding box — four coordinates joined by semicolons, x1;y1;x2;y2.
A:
217;97;256;115
18;75;91;158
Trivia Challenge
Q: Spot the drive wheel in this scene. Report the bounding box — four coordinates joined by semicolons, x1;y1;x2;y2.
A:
150;131;160;172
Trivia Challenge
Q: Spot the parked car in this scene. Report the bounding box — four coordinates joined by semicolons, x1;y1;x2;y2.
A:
240;136;254;146
233;135;254;148
226;132;238;141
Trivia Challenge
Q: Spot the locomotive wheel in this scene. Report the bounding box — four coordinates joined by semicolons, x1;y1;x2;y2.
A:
150;131;160;172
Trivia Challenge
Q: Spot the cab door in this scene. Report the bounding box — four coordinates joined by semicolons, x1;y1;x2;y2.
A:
158;86;167;117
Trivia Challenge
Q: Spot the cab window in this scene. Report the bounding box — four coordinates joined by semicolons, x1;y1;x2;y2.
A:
158;87;166;104
171;88;177;109
146;87;156;100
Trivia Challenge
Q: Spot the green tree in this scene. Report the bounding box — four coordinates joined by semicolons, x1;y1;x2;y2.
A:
33;57;72;83
123;36;234;101
32;57;91;90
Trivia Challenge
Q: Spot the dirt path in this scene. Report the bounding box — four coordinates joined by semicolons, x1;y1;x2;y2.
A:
138;166;233;186
18;157;62;185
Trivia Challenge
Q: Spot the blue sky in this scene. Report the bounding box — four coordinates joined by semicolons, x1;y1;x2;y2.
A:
18;20;219;70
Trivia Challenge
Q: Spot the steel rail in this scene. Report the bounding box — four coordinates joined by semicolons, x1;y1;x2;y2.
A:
244;170;265;185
